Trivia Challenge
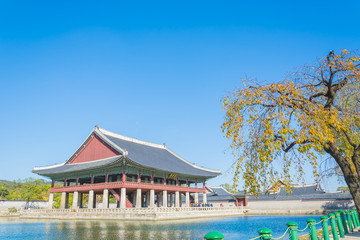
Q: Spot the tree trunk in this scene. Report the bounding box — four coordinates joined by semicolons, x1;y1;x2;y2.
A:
325;143;360;213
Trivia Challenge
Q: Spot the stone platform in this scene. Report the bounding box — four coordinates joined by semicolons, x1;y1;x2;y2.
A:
20;206;248;221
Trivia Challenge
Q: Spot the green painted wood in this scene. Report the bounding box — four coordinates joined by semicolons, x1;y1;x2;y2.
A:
321;216;330;240
307;218;317;240
346;211;353;232
258;228;272;240
329;213;339;240
335;212;345;238
204;231;224;239
287;221;299;240
339;209;349;234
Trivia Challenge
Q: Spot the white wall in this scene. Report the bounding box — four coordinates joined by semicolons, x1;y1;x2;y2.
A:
248;200;355;210
0;200;48;209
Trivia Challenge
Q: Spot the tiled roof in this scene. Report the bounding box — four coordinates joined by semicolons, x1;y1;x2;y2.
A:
32;156;121;176
32;127;221;178
96;128;221;177
197;186;236;202
248;184;353;201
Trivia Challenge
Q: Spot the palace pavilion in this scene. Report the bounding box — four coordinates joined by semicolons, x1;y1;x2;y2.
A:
32;126;221;209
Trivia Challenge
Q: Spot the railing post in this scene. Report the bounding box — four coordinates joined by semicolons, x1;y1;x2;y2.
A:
321;216;330;240
346;211;353;232
307;218;317;240
286;221;299;240
329;213;339;240
335;212;345;238
355;209;360;227
258;228;272;240
351;210;358;229
339;209;349;234
204;231;224;240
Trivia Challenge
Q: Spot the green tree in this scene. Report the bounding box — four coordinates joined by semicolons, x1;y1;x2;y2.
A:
5;178;51;208
337;186;350;193
0;182;9;199
222;50;360;210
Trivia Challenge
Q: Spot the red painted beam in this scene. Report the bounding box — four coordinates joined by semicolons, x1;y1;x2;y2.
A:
50;181;205;194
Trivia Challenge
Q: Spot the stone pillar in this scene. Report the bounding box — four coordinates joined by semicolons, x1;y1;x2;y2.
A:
79;192;83;208
136;189;142;208
48;192;54;209
175;191;180;207
60;191;68;209
149;189;155;208
72;191;79;209
103;189;109;209
162;190;168;207
146;191;150;207
194;192;199;204
158;192;163;207
131;193;136;206
88;190;94;209
93;193;97;208
203;193;207;204
120;187;126;208
185;192;190;207
170;193;174;207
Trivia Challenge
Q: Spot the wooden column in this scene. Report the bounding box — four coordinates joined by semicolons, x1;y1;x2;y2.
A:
122;172;126;182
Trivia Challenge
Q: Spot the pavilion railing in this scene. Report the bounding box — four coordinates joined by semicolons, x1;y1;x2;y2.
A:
23;206;246;214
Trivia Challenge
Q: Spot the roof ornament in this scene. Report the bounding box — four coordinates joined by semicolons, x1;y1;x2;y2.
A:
95;124;99;129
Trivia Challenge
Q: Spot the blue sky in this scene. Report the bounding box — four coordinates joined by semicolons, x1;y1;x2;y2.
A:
0;1;359;191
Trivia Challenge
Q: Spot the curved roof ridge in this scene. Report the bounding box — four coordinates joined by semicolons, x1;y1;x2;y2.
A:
65;126;125;164
98;128;165;149
33;162;65;171
209;186;234;195
34;155;122;171
165;146;221;174
33;156;123;175
94;128;127;155
67;155;122;165
293;183;317;188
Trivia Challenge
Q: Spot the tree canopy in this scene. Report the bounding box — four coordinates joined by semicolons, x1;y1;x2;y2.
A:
222;50;360;208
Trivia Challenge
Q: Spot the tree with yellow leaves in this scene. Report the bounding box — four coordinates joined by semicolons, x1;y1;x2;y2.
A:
222;50;360;209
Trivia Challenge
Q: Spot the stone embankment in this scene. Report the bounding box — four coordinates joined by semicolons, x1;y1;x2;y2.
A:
20;207;249;221
249;209;331;215
0;210;20;217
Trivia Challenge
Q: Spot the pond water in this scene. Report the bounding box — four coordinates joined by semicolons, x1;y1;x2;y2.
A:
0;215;322;240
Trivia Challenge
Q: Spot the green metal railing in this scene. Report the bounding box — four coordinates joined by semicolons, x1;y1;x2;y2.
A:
203;208;360;240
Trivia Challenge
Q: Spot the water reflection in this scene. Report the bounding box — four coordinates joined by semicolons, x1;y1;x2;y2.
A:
0;215;321;240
